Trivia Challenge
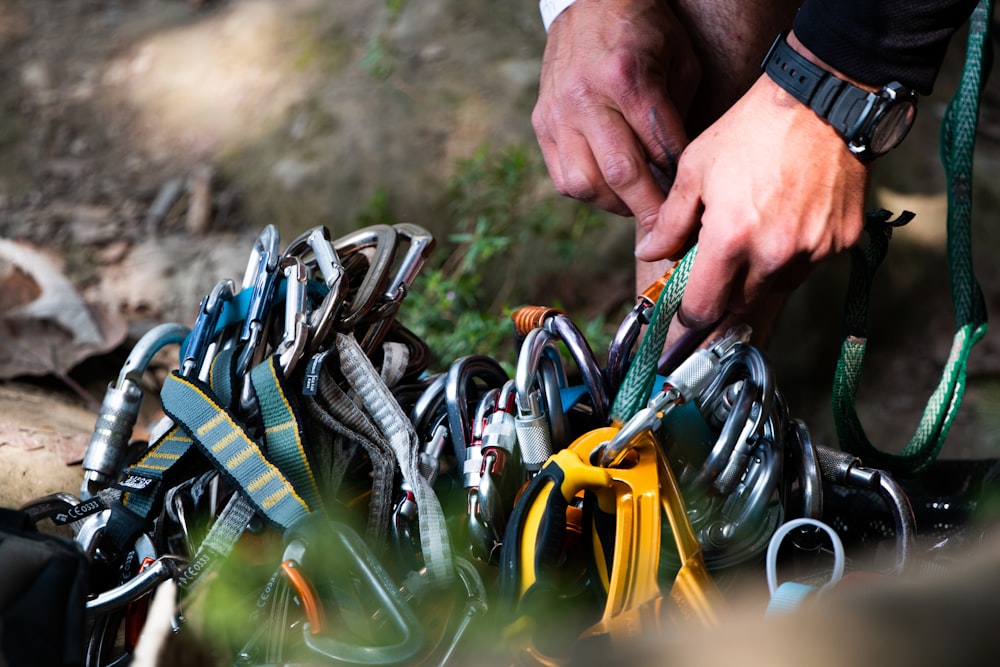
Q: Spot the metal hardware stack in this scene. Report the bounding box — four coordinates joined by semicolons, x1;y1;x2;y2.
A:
18;223;995;667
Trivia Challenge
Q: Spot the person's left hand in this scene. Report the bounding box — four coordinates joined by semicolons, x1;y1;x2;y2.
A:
636;63;871;336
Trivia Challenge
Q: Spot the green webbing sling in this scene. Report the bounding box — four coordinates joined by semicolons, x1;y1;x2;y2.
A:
610;248;697;424
250;355;324;510
833;0;993;475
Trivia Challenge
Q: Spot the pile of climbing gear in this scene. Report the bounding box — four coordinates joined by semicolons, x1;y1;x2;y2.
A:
10;0;998;664
13;209;997;666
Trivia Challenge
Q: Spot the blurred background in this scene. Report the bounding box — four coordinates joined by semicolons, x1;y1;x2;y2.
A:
2;0;1000;503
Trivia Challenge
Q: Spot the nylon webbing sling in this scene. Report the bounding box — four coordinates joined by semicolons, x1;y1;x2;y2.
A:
833;0;993;475
610;248;697;424
335;332;455;587
120;427;200;519
251;355;324;510
119;347;241;520
302;363;398;550
160;372;312;530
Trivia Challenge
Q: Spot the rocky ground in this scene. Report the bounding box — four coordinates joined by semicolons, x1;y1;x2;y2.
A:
2;0;1000;507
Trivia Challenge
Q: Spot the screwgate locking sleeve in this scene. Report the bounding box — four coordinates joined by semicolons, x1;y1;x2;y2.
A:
81;323;190;500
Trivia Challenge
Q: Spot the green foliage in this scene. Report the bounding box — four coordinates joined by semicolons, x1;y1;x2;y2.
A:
360;37;394;80
386;0;408;20
361;143;613;370
359;0;407;80
354;187;395;227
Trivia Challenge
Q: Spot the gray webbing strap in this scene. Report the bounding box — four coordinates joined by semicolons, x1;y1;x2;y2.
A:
303;371;397;551
335;332;455;586
176;493;257;591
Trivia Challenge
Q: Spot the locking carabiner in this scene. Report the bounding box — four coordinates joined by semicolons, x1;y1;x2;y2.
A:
472;380;522;560
599;327;745;469
511;306;609;426
444;355;508;485
514;328;570;472
814;445;916;574
81;322;190;499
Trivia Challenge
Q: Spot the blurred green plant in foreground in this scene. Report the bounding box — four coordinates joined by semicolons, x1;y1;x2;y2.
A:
356;143;614;371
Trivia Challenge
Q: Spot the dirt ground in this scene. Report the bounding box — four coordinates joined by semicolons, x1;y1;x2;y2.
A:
2;0;1000;504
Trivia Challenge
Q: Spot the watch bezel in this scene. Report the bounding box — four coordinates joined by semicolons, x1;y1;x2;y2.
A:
846;82;918;158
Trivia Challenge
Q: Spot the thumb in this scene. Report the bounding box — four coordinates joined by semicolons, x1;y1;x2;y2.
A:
636;178;701;262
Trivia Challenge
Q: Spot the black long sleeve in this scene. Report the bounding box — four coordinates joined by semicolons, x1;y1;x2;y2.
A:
793;0;982;94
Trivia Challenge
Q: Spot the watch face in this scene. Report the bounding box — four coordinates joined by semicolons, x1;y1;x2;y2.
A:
868;98;917;156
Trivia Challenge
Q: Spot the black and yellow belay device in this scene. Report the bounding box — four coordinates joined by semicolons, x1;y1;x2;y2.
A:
498;422;723;665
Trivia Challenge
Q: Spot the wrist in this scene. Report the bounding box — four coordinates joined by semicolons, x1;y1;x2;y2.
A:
761;31;917;159
539;0;576;32
785;31;878;94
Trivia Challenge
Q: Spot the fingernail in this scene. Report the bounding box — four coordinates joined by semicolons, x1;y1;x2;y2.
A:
635;232;653;258
676;307;715;331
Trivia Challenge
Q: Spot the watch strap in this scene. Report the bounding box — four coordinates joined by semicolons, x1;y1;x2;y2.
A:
762;33;875;144
813;76;872;138
762;33;829;106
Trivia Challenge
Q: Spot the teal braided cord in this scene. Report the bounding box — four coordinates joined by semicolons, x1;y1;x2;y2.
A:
834;0;992;475
610;246;697;424
942;0;991;334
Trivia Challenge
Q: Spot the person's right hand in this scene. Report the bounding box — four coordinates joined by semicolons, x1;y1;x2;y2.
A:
532;0;701;231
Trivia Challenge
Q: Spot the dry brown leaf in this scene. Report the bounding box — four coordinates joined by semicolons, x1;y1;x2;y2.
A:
0;238;127;379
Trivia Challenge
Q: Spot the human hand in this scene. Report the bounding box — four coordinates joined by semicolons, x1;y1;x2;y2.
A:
533;0;701;230
635;40;871;335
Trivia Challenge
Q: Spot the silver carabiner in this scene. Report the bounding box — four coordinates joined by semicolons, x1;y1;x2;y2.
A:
698;435;784;568
513;307;609;425
688;342;772;494
81;323;190;499
814;445;916;574
514;327;572;472
359;223;435;353
410;373;448;439
599;328;742;469
237;226;282;376
445;355;508;487
86;554;184;616
283;225;348;352
374;223;435;317
276;257;310;375
333;224;399;330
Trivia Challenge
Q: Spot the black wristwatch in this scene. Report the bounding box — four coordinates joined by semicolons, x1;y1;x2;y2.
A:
761;32;917;159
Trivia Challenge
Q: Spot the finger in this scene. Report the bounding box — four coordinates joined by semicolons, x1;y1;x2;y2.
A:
534;102;631;215
676;239;743;330
581;109;670;228
556;129;632;216
635;162;702;261
640;104;687;184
